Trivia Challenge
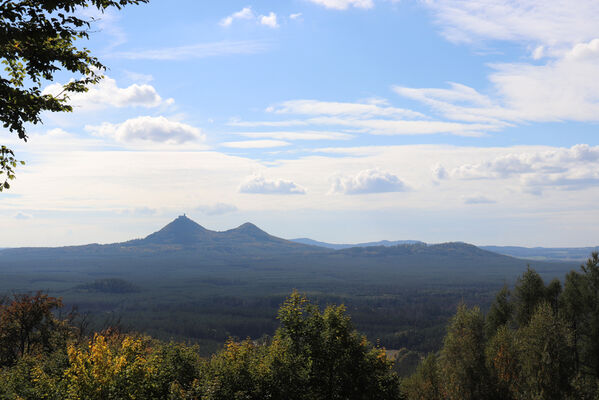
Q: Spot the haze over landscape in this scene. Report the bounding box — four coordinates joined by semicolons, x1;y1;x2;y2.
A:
2;1;599;398
2;0;599;248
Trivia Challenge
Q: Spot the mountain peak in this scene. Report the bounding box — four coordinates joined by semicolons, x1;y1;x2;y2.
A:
142;215;210;245
224;222;272;241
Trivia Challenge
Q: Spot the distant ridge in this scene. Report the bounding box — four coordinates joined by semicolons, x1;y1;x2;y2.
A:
291;238;424;250
0;216;579;288
0;216;594;263
291;238;598;262
0;215;327;259
480;245;599;262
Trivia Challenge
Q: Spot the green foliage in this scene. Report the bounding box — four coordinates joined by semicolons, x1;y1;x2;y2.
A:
275;291;402;400
485;325;520;399
401;354;441;400
76;278;139;293
0;145;24;191
404;254;599;400
485;285;513;338
518;302;574;399
0;0;147;189
561;252;599;381
439;304;490;400
514;266;547;326
197;291;402;400
392;348;422;377
0;291;402;399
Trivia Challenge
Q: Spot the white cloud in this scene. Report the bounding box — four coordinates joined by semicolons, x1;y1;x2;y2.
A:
488;50;599;122
268;99;424;118
196;203;238;215
307;0;374;10
397;39;599;124
290;13;303;20
221;140;290;149
443;144;599;194
431;163;448;180
463;195;495;204
397;4;599;125
43;76;172;111
14;212;33;220
522;170;599;195
111;40;270;60
259;12;279;28
220;7;278;29
330;168;408;194
6;143;599;247
450;145;599;180
235;98;498;136
239;175;306;195
86;116;205;144
220;7;255;27
119;207;158;216
123;71;154;84
234;130;353;140
312;116;494;136
423;0;599;48
231;116;495;136
394;83;514;124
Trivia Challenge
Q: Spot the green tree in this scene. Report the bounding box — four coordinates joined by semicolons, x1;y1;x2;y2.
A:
514;267;546;327
485;285;513;338
518;302;574;400
561;269;586;372
561;252;599;381
270;291;402;400
439;304;491;400
485;325;521;399
0;0;147;190
545;278;562;314
401;353;441;400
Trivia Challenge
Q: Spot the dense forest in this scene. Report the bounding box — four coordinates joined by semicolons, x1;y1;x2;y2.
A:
0;219;577;356
1;253;598;399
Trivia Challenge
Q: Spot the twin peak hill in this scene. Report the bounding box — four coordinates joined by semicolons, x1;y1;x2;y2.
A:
0;215;576;282
0;215;522;263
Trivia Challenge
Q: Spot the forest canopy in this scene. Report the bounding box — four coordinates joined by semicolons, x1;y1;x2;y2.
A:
1;254;599;399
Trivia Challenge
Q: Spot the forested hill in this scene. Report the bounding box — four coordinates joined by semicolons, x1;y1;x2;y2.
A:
0;215;555;270
292;237;598;262
0;216;580;358
0;216;575;285
291;237;424;249
0;215;327;259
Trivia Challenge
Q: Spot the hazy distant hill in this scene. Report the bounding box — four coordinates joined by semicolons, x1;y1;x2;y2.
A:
291;238;424;250
0;215;577;286
291;237;597;262
480;245;599;262
0;215;326;260
0;216;580;356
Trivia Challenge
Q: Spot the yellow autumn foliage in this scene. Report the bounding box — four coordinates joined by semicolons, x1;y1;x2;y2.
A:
64;333;159;400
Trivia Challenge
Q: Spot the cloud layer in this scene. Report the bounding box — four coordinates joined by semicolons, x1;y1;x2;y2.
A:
331;169;408;194
220;7;278;28
43;76;172;111
307;0;374;10
87;116;205;144
239;175;306;195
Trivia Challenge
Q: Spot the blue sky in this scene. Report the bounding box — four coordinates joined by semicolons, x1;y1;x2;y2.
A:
2;0;599;247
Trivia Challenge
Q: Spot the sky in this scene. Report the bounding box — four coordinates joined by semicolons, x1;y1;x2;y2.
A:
2;0;599;247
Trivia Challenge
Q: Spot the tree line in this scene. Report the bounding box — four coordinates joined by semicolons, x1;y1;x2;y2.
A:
1;254;599;399
404;252;599;399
